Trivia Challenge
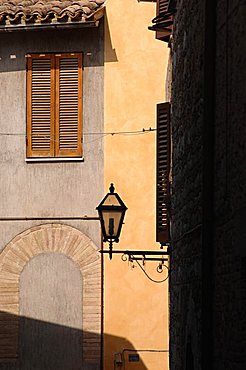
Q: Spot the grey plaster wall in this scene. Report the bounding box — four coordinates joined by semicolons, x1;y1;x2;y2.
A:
0;25;104;249
20;253;83;370
0;220;100;256
0;24;104;369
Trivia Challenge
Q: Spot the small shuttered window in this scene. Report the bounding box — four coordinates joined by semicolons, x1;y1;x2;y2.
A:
156;102;171;243
26;53;82;158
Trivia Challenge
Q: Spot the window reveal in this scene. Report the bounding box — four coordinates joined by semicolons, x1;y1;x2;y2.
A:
26;53;82;158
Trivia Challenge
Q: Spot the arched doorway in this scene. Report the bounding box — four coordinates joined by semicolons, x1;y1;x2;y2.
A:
20;252;83;370
0;224;101;369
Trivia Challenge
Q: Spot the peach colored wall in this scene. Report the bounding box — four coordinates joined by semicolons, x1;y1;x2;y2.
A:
104;1;170;369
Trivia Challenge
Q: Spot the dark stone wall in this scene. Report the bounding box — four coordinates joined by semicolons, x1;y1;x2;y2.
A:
170;0;204;369
170;0;246;369
213;1;246;369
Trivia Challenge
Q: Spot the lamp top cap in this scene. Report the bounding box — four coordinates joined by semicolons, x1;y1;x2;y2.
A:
109;183;115;193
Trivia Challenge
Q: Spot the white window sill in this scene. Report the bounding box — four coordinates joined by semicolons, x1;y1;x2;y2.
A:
25;157;84;163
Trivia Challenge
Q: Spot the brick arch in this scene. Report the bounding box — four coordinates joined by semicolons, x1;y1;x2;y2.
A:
0;224;101;362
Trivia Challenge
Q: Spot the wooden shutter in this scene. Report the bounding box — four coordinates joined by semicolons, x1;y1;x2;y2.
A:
27;54;55;157
156;0;173;42
156;102;171;243
27;53;82;158
148;0;174;43
158;0;169;13
55;54;82;157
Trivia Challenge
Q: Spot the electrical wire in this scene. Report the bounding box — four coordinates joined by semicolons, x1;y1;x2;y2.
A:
84;128;156;135
0;127;156;138
83;133;108;145
0;128;156;148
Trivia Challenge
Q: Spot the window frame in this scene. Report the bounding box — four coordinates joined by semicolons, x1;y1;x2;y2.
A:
26;52;83;159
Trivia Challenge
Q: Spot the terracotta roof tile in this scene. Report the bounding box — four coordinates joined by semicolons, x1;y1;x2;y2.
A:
0;0;106;26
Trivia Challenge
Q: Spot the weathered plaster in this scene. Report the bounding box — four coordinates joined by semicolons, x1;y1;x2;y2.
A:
104;1;170;369
0;26;104;220
0;24;104;369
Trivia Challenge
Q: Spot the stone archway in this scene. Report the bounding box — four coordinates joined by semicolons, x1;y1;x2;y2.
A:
0;224;101;366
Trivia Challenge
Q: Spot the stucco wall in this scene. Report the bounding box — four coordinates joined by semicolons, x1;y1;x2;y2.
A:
20;252;83;370
0;26;104;239
0;24;104;369
104;1;170;369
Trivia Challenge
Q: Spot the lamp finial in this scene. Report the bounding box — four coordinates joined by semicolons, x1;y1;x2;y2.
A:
109;183;115;193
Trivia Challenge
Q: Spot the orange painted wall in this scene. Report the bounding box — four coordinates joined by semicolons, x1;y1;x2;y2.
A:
104;1;170;369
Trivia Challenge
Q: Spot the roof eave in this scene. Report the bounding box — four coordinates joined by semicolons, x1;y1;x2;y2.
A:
0;19;100;32
0;4;106;32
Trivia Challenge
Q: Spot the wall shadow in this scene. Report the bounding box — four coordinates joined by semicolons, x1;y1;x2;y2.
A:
0;14;119;74
0;22;104;73
104;332;168;370
104;12;118;63
0;312;148;370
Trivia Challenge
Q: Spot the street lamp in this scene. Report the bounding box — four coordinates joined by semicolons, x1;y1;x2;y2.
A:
96;183;127;259
97;184;170;283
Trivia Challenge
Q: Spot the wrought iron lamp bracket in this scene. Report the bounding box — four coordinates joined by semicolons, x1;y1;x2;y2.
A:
100;245;170;283
100;245;170;263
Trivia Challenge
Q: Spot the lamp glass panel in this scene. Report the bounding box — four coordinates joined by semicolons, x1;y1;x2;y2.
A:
103;194;121;207
102;211;122;238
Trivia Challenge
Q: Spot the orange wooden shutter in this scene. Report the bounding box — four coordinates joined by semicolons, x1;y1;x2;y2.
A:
156;102;171;243
27;54;55;157
55;54;82;157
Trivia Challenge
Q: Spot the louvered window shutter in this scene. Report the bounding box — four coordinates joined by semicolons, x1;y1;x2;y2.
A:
156;102;171;243
158;0;169;14
151;0;174;42
55;54;82;157
27;54;55;157
27;53;82;158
